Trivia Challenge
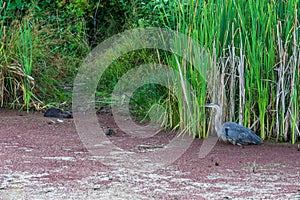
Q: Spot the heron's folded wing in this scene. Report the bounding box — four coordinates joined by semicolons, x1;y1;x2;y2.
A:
223;122;262;145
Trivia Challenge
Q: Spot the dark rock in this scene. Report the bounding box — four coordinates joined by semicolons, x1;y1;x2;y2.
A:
44;107;72;118
104;127;115;136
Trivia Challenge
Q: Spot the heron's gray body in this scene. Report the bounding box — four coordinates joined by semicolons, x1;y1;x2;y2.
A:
222;122;262;145
205;103;262;146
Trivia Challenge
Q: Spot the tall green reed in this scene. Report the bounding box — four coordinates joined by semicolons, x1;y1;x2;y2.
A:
19;18;34;111
158;0;299;142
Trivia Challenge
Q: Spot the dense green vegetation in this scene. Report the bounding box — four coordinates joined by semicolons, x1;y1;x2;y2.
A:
0;0;299;143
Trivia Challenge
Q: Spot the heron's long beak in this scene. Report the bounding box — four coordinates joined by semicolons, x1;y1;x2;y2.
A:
204;103;217;107
203;103;221;109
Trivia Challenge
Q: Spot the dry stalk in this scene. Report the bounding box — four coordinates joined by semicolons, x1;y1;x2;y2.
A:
238;42;245;125
229;44;235;122
276;22;287;141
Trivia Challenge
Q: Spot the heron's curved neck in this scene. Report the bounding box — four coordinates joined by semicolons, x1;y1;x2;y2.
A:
214;109;223;137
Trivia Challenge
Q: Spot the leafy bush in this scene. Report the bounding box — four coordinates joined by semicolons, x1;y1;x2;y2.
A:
0;0;89;109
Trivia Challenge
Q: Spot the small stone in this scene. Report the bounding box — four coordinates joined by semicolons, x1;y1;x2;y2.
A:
103;126;115;136
47;120;55;124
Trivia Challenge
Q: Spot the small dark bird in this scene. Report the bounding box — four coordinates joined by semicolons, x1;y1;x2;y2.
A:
44;107;72;118
205;103;263;146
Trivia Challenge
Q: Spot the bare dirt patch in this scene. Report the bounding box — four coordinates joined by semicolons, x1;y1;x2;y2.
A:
0;108;300;199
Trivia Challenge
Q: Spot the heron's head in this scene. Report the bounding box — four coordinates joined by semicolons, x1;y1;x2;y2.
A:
203;103;222;110
203;103;223;117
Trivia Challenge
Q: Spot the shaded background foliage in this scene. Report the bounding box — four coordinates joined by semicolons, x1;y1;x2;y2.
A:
0;0;169;111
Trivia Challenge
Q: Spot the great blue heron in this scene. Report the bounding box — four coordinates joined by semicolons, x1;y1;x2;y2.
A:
205;103;263;145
